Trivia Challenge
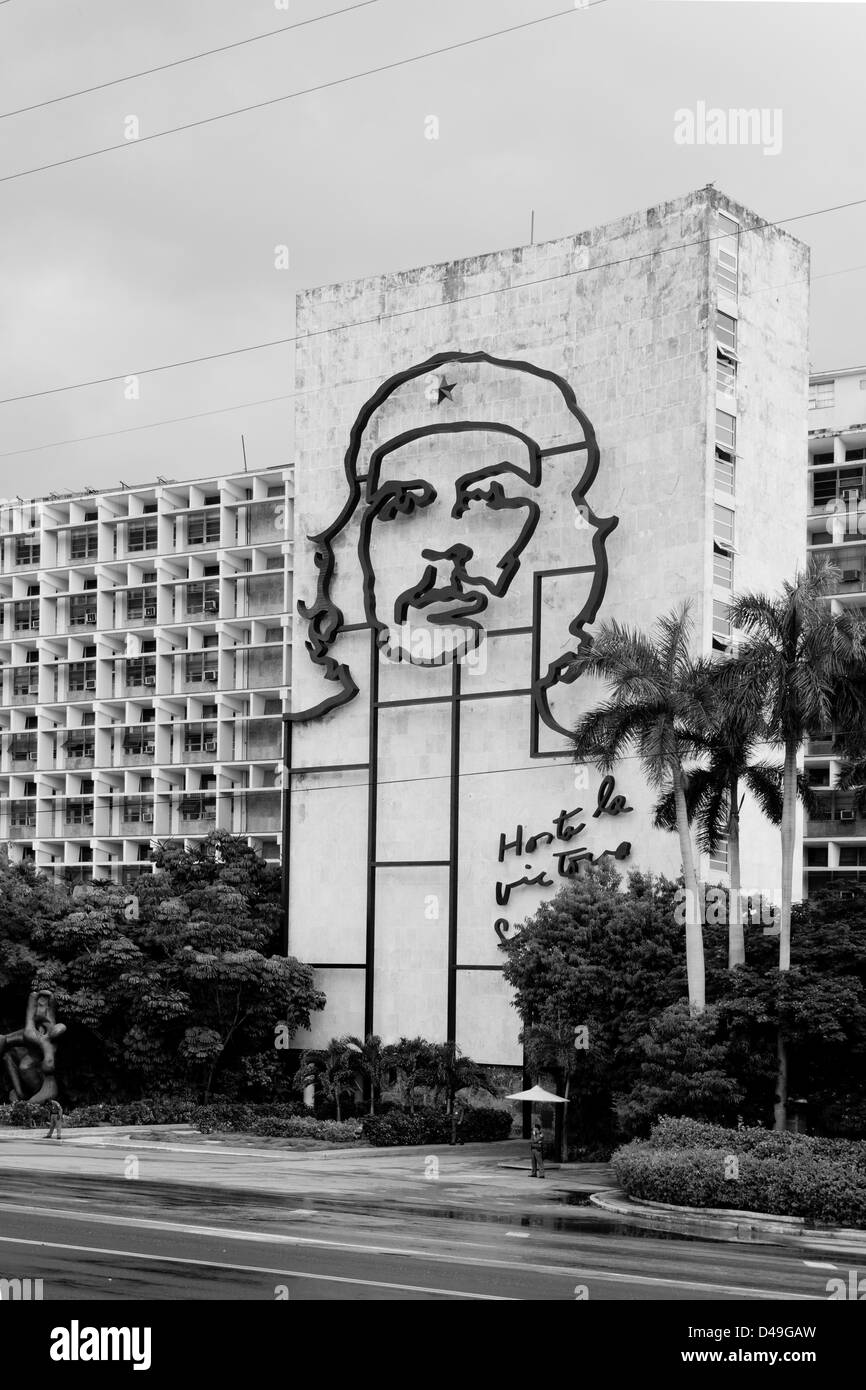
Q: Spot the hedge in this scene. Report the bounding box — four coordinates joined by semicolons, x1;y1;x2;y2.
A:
361;1105;513;1147
613;1117;866;1229
247;1116;359;1143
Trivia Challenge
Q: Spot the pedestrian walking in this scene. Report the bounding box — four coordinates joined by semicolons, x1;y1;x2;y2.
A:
44;1100;63;1141
530;1119;545;1178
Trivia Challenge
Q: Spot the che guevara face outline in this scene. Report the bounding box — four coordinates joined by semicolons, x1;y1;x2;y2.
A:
359;422;542;666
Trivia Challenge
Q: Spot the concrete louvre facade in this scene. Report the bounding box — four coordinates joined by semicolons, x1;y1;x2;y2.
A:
287;188;809;1066
0;466;293;882
805;366;866;894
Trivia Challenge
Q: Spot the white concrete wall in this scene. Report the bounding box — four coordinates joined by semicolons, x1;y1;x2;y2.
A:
289;188;809;1063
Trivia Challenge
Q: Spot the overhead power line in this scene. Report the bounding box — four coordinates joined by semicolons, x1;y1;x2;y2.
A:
0;191;863;411
0;3;608;187
2;252;865;461
0;0;382;121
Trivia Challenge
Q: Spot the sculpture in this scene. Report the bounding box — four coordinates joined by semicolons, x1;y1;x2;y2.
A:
0;990;66;1106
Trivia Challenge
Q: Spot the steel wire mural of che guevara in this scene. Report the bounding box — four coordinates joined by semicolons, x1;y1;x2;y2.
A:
292;350;617;739
286;350;620;1052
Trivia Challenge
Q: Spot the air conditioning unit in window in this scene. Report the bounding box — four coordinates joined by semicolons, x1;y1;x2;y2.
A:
143;744;155;755
27;752;37;760
86;613;97;624
142;810;153;822
85;679;96;691
842;571;860;584
145;607;156;618
839;809;857;822
204;670;217;682
83;813;93;824
29;620;39;630
203;740;217;752
204;600;218;612
143;675;156;686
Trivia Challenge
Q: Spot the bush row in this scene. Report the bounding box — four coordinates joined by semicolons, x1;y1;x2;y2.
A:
613;1119;866;1229
361;1105;514;1147
246;1116;360;1143
642;1115;866;1170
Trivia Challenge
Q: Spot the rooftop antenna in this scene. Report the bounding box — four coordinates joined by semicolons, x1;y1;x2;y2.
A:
530;209;535;245
241;434;248;472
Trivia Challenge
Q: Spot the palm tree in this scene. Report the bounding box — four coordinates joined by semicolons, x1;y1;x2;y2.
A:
652;667;819;968
725;560;866;1128
293;1037;358;1121
386;1036;433;1115
346;1034;387;1115
422;1042;493;1113
571;605;712;1013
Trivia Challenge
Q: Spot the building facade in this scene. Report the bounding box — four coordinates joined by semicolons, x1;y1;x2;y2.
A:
0;466;292;883
286;187;809;1065
805;366;866;895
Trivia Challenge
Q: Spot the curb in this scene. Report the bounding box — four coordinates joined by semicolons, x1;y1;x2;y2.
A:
590;1188;866;1255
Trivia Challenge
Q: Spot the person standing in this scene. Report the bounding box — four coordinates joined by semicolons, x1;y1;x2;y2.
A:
530;1119;545;1178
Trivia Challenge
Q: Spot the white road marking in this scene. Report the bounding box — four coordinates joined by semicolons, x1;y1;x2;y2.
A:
0;1225;818;1300
802;1260;837;1269
506;1231;530;1238
0;1236;512;1299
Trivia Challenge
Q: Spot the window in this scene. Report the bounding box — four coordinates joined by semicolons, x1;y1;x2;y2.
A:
70;529;98;560
714;411;736;495
709;837;729;874
809;380;835;411
712;599;732;651
127;523;157;553
125;658;156;687
716;213;739;299
265;626;282;642
266;555;284;570
185;583;219;616
713;545;733;589
716;356;736;395
187;513;221;546
716;311;737;354
715;410;736;454
714;504;735;549
806;847;829;868
15;541;40;567
266;485;284;498
839;846;866;867
185;653;218;683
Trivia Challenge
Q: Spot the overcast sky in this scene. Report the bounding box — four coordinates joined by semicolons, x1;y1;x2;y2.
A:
1;0;864;497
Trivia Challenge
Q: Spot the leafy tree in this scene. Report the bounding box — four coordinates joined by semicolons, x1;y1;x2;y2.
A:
500;864;708;1154
726;561;866;1127
0;834;324;1104
571;605;711;1012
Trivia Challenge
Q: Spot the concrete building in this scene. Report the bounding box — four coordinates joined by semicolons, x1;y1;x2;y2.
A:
286;186;810;1066
0;465;293;884
805;366;866;895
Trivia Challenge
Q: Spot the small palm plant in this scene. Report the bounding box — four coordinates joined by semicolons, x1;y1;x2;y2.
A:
293;1036;358;1121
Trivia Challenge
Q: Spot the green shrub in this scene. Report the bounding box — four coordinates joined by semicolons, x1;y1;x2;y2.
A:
362;1107;452;1147
248;1116;358;1143
613;1118;866;1229
361;1105;513;1147
460;1107;514;1141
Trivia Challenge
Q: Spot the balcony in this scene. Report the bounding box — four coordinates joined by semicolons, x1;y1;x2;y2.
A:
806;791;865;837
175;723;219;764
114;726;156;767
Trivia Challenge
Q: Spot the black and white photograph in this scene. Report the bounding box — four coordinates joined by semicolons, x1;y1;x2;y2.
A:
1;0;865;1356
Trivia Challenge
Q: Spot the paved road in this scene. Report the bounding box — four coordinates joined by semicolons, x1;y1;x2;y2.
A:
0;1136;839;1301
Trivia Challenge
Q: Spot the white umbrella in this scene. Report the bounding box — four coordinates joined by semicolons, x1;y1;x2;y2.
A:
505;1085;567;1104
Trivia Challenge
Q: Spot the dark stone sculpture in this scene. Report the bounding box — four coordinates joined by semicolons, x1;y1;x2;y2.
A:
0;991;66;1106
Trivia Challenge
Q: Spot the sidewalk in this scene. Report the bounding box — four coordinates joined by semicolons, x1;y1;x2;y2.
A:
0;1126;615;1223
